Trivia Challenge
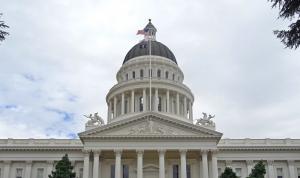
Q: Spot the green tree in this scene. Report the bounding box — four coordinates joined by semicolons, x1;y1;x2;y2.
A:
48;154;76;178
269;0;300;49
0;13;9;42
247;161;266;178
220;167;238;178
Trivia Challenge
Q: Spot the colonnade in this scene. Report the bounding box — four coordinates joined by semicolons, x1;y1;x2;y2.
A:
107;88;193;121
82;149;217;178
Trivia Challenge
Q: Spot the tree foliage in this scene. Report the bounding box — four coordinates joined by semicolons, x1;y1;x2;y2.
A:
48;154;76;178
247;161;266;178
269;0;300;49
220;167;238;178
0;13;9;42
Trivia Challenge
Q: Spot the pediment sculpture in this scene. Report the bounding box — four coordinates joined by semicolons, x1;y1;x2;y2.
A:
128;120;176;135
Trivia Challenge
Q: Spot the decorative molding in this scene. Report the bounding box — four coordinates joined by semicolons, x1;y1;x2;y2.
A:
128;120;176;135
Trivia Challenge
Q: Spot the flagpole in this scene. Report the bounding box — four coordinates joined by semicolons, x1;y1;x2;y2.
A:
149;34;152;112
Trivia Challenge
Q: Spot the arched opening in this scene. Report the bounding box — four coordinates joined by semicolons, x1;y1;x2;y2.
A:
126;73;129;81
132;71;135;79
165;71;169;79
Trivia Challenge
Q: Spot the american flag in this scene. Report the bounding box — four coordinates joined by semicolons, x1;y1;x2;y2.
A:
136;28;149;35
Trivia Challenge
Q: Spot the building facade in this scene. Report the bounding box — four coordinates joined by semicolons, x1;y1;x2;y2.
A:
1;20;300;178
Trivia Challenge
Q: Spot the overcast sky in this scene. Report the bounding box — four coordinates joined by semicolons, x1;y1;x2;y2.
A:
1;0;300;139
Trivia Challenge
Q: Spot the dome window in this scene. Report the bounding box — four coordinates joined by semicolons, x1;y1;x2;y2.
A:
165;71;169;79
126;73;129;81
172;74;175;80
132;71;136;79
139;97;144;111
157;69;161;78
140;69;144;78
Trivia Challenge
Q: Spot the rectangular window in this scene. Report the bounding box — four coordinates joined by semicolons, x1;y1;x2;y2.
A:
16;168;23;178
277;168;283;178
297;168;300;178
218;168;222;178
123;165;129;178
36;168;44;178
186;164;191;178
79;168;83;178
235;168;242;178
173;165;179;178
111;165;115;178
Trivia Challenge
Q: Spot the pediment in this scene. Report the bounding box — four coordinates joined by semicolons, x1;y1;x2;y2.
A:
79;112;222;139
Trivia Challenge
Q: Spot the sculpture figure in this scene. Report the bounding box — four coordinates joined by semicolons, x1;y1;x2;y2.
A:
84;112;104;126
196;112;215;126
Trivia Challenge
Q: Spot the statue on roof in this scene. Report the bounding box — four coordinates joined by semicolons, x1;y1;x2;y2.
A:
196;112;215;127
84;112;104;126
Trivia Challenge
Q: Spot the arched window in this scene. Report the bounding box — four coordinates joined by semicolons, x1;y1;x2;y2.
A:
165;71;169;79
140;69;144;78
157;69;161;78
126;73;129;81
158;97;162;111
139;97;143;111
172;74;175;80
132;71;135;79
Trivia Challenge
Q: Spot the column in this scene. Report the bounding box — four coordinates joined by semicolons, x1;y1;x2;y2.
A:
115;150;122;178
93;150;101;178
246;160;253;175
166;90;170;113
180;150;187;178
201;150;209;178
25;161;32;178
288;160;296;178
137;150;144;178
114;96;117;118
267;160;274;178
183;97;187;117
143;89;147;111
3;161;11;178
131;90;135;113
158;150;166;178
155;88;158;111
176;93;180;115
211;151;218;178
46;160;54;176
83;151;90;178
108;101;112;121
121;93;125;115
189;101;193;120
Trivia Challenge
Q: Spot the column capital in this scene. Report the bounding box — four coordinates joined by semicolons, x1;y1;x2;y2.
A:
209;149;218;154
92;150;102;155
179;149;187;154
3;160;11;164
114;149;123;155
25;160;33;165
200;149;208;154
267;160;274;165
82;149;91;154
246;160;253;165
287;160;295;165
136;149;144;154
158;149;166;154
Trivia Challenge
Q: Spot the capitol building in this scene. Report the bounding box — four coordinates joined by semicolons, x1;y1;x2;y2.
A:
1;20;300;178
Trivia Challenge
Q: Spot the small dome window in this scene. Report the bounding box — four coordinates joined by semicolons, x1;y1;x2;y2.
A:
172;74;175;80
126;73;129;81
165;71;169;79
132;71;136;79
140;69;144;78
157;69;161;78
